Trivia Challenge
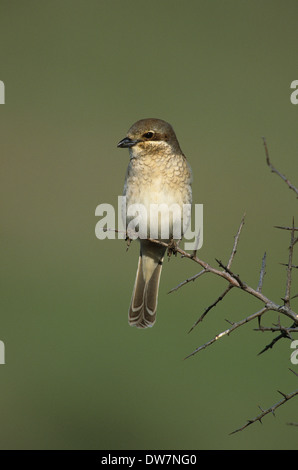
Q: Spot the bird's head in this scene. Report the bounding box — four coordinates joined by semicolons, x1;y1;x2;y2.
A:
117;118;182;156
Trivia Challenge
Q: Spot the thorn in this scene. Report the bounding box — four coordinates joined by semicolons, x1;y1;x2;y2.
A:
289;368;298;377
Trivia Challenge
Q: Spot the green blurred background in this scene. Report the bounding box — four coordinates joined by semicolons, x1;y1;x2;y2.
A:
0;0;297;450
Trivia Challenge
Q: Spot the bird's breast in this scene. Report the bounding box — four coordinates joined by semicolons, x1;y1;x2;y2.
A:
123;155;192;240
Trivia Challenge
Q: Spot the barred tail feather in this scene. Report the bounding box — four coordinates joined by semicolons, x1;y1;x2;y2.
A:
128;241;165;328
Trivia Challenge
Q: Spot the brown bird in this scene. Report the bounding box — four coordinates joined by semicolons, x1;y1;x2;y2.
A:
118;118;192;328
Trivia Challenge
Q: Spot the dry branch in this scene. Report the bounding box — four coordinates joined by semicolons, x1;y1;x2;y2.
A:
230;388;298;435
283;218;295;307
187;284;233;333
184;307;268;359
262;137;298;197
160;218;298;357
257;252;267;293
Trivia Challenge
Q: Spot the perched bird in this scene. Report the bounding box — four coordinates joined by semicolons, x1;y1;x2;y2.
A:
118;118;192;328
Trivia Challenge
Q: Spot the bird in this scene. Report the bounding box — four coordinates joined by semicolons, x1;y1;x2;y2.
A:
117;118;192;328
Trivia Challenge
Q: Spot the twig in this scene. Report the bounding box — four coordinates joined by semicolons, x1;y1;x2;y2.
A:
282;218;295;307
148;230;298;332
257;252;267;293
262;137;298;197
280;263;298;269
184;307;268;359
254;325;298;334
289;368;298;378
168;269;206;294
188;284;234;333
148;237;243;287
227;213;246;269
274;226;298;231
215;258;246;288
257;330;293;356
230;389;298;434
170;215;245;330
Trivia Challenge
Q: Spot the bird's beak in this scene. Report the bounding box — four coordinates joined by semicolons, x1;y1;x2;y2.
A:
117;137;140;148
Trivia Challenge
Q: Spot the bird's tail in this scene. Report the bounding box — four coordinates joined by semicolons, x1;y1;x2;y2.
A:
128;240;166;328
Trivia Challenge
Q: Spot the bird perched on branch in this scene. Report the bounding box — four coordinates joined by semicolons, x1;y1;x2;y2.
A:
118;118;192;328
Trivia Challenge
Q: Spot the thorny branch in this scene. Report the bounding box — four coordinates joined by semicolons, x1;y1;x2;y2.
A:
149;219;298;331
263;137;298;198
230;388;298;435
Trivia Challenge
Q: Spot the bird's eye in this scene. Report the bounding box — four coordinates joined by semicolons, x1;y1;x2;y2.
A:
143;131;154;139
